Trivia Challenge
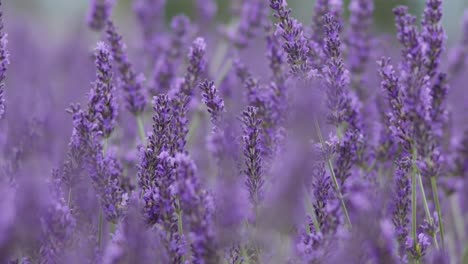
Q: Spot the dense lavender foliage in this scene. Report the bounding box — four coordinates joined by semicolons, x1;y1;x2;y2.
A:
2;0;468;263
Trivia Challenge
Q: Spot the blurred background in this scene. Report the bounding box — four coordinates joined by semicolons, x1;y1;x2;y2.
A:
4;0;468;43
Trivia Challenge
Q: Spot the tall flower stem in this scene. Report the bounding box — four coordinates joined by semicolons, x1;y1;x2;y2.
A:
303;186;321;234
98;210;103;248
314;119;352;228
416;171;439;249
411;164;417;249
136;114;146;144
431;176;445;249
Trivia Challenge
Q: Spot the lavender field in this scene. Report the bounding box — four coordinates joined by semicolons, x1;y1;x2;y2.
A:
1;0;468;263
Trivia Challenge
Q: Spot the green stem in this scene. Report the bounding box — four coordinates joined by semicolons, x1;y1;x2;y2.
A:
416;172;439;249
314;119;352;228
411;165;417;248
110;222;116;235
136;115;146;144
98;210;103;248
303;186;321;234
67;187;72;208
430;176;445;249
175;199;185;262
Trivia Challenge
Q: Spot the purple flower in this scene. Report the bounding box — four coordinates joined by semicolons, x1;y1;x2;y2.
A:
139;95;172;222
150;15;193;96
199;80;225;126
88;42;118;138
39;177;76;263
106;21;146;115
406;233;431;261
347;0;374;97
133;0;167;43
0;1;8;121
269;0;311;77
195;0;217;24
231;0;266;49
392;157;411;259
72;108;125;222
421;0;445;78
173;153;219;264
170;38;207;154
241;106;264;207
87;0;113;31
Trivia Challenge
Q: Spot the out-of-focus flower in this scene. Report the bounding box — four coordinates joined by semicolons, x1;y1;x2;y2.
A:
106;21;146;115
87;0;114;31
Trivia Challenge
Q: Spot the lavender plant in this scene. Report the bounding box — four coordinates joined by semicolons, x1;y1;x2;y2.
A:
2;0;468;263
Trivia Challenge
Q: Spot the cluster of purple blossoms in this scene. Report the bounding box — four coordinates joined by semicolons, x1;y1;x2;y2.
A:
2;0;468;263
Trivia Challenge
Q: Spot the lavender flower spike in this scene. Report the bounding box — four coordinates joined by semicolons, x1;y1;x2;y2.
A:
174;153;219;264
421;0;445;78
199;80;225;126
106;21;146;115
170;38;207;153
88;42;118;138
392;158;411;259
269;0;310;77
347;0;374;95
0;1;8;120
322;13;357;128
242;106;264;207
88;0;114;31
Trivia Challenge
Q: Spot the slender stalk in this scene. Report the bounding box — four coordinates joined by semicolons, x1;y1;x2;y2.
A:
98;210;103;248
303;186;321;234
411;166;417;248
430;176;445;249
67;187;72;208
136;114;146;143
175;199;185;262
416;172;439;249
314;119;352;228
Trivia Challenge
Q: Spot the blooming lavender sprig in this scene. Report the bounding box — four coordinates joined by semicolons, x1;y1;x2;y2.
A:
269;0;311;77
195;0;217;24
392;157;411;259
180;37;206;97
347;0;374;96
150;15;192;96
106;21;146;115
421;0;445;79
71;107;125;222
322;13;359;128
168;15;193;62
231;0;266;49
88;42;118;138
134;0;167;43
377;57;411;152
241;106;264;207
87;0;113;31
311;0;343;46
139;95;171;203
199;80;225;126
170;38;206;154
173;153;219;264
0;1;8;121
311;158;331;233
40;174;76;262
146;151;186;262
